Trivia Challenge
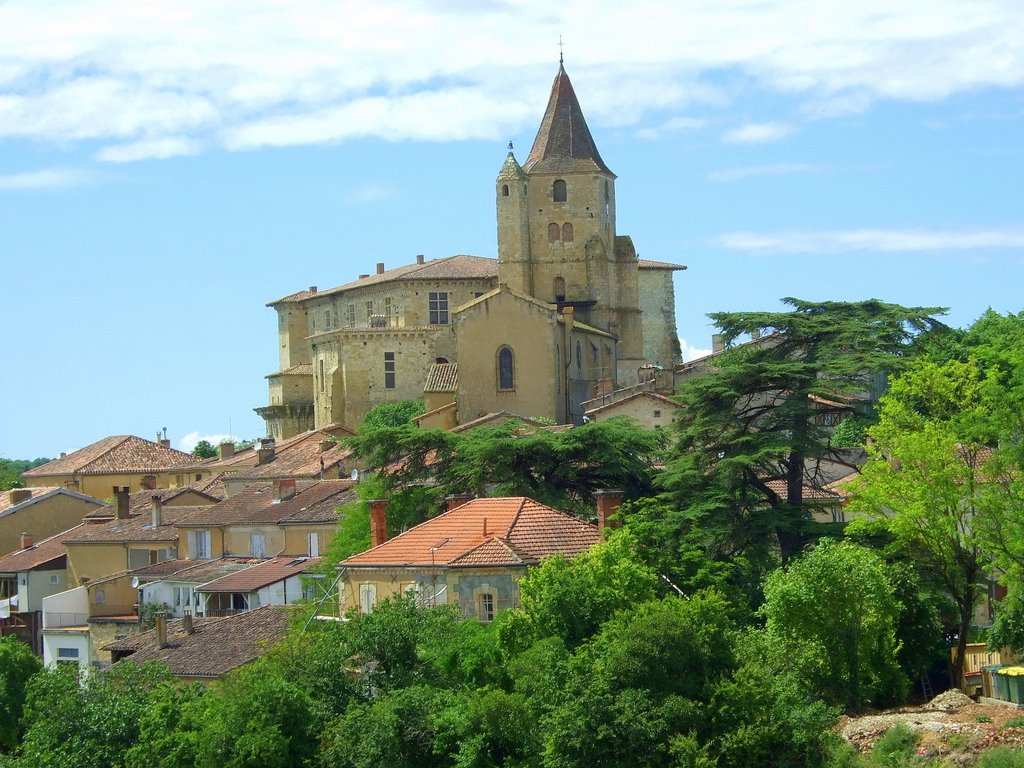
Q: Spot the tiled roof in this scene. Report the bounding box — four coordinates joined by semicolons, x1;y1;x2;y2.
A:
524;64;613;176
266;363;314;378
105;605;291;678
583;390;682;417
638;259;687;271
178;479;353;527
424;363;458;393
226;430;354;482
0;525;81;572
24;435;199;477
763;479;844;503
0;487;104;518
83;487;219;520
129;557;262;584
64;505;209;544
342;496;598;568
189;473;227;499
450;412;552;433
270;255;498;305
196;557;319;593
496;150;527;182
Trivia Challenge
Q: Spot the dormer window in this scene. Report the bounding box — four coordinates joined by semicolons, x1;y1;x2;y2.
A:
553;179;567;202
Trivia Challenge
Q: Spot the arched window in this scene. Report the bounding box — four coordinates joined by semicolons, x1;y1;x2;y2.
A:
435;357;449;364
561;222;574;242
498;347;514;390
553;179;567;202
554;276;566;302
501;184;509;197
548;222;560;242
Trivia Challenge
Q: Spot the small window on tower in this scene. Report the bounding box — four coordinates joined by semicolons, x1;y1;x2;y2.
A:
548;222;560;242
384;352;396;389
554;276;566;302
562;222;573;242
502;184;509;196
553;179;567;202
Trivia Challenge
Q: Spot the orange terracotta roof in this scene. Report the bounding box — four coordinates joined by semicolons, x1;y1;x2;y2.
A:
65;505;209;544
197;557;319;593
423;362;458;393
342;496;598;568
0;525;81;572
763;479;844;503
105;605;291;678
24;435;199;477
227;431;354;482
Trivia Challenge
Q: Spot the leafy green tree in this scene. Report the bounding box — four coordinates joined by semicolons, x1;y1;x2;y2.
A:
191;439;218;458
124;682;207;768
362;400;425;430
659;298;944;565
0;636;41;751
759;540;905;712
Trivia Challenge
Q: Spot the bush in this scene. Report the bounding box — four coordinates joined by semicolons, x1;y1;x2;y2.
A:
870;723;918;768
977;746;1024;768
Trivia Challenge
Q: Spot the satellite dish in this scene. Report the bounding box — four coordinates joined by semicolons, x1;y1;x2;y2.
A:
350;469;360;482
130;576;140;589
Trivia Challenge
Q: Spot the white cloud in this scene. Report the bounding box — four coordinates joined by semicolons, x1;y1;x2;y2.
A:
709;162;829;181
346;184;394;204
679;338;713;362
96;136;200;163
721;121;794;145
0;0;1021;154
0;168;91;189
716;227;1024;254
635;116;706;140
178;431;236;454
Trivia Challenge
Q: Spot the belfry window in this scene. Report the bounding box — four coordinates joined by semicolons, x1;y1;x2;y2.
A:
548;222;560;242
498;347;514;390
561;222;573;242
553;179;567;202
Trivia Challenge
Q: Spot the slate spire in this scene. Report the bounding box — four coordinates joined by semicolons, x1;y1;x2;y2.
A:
524;63;614;177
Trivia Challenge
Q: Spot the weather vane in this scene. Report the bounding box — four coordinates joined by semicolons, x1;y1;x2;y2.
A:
559;36;564;64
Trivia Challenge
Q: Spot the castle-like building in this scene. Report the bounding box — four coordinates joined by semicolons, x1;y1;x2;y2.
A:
257;63;685;439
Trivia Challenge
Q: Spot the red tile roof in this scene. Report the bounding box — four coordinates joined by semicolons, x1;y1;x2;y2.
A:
64;505;210;544
342;496;598;569
763;479;844;503
423;362;458;393
227;431;354;482
24;435;199;478
83;487;219;520
196;557;319;593
104;605;291;678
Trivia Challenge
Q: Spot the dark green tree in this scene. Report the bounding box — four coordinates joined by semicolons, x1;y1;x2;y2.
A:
0;636;41;751
191;440;218;458
361;400;425;430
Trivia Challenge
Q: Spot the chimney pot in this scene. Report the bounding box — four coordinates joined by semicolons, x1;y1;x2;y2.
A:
218;441;235;459
309;285;318;294
182;612;194;635
20;532;34;549
369;498;389;548
114;486;131;520
376;262;385;274
155;614;168;649
9;488;32;505
151;495;163;528
140;475;157;491
416;254;425;265
594;489;624;539
445;494;474;512
273;478;297;501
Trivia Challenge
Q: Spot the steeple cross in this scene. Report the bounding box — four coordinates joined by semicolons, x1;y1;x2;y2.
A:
559;36;564;64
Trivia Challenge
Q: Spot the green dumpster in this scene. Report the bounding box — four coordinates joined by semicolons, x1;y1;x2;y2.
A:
984;665;1006;700
1000;666;1024;703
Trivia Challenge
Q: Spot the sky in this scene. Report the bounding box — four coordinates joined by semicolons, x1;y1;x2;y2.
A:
1;0;1022;459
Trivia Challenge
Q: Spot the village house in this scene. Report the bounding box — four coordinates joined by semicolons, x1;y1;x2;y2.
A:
0;486;104;556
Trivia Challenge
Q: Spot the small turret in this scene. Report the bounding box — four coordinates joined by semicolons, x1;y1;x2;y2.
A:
496;143;532;294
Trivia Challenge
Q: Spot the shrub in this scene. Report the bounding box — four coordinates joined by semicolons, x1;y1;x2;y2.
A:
871;723;918;768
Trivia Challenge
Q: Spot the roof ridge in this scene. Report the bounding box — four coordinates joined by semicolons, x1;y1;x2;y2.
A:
504;496;528;538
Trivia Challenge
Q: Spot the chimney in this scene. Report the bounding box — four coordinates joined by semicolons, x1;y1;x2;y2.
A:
445;494;474;512
274;478;297;502
218;441;235;460
256;438;276;465
60;452;67;458
369;499;389;548
376;262;385;274
318;438;333;453
182;611;194;635
155;614;168;649
140;475;157;491
309;285;318;294
20;532;34;549
9;488;32;505
151;495;163;528
114;486;130;520
712;334;725;354
416;254;425;265
594;489;624;539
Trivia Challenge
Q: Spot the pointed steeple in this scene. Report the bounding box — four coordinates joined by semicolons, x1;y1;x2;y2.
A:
524;63;614;177
497;142;527;182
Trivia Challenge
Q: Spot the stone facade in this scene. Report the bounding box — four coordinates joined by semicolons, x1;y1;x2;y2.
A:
258;64;684;437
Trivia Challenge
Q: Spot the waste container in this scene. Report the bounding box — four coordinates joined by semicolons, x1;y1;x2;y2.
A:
983;665;1005;699
1000;666;1024;703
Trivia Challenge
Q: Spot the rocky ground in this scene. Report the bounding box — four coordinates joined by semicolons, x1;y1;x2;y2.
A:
841;691;1024;764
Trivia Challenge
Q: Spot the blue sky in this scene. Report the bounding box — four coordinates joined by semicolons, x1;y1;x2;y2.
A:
1;0;1022;459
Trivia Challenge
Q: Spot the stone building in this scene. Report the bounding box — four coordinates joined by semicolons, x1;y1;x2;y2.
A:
259;63;684;438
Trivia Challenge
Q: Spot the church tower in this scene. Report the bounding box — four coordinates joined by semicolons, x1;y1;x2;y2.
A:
496;144;532;294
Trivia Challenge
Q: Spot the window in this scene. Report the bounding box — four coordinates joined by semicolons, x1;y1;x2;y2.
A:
384;352;396;389
359;583;377;614
548;222;560;242
57;647;79;659
189;530;212;560
498;347;514;390
653;410;662;418
324;309;331;330
554;276;566;302
49;573;60;585
308;532;320;557
251;533;266;558
553;179;567;202
478;593;495;622
383;296;392;316
347;303;356;327
95;589;105;605
501;183;509;196
365;300;374;320
428;292;449;324
173;586;191;609
562;222;573;242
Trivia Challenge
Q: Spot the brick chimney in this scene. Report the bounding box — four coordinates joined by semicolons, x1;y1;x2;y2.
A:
445;494;474;512
140;475;157;491
8;488;31;505
218;441;235;460
369;499;389;548
274;478;297;502
416;254;425;265
594;489;624;539
256;438;276;465
114;487;130;520
151;495;162;528
376;262;385;274
20;532;34;549
155;614;168;649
